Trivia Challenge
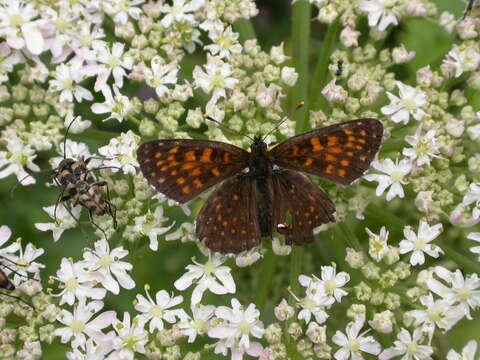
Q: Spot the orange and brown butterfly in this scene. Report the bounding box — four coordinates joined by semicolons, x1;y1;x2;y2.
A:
137;118;383;254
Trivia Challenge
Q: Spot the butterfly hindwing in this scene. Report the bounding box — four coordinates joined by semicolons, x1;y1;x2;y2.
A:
269;118;383;185
137;139;249;203
272;169;336;245
196;174;261;254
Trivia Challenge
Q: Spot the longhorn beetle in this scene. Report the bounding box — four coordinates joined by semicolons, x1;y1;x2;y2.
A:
52;118;118;237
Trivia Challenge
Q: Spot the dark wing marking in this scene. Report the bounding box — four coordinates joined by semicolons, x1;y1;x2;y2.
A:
196;175;261;254
137;139;249;203
272;169;335;245
269;119;383;185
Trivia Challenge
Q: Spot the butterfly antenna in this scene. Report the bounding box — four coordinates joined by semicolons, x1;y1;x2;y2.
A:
204;115;254;141
262;101;305;141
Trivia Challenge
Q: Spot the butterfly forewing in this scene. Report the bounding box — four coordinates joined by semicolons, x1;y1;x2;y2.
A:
269;118;383;185
196;175;261;254
137;139;249;203
272;169;335;245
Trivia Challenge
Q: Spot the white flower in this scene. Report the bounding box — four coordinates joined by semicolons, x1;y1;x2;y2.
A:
134;288;185;332
50;139;95;170
98;130;139;175
82;238;135;295
0;0;44;55
364;158;413;201
165;222;196;243
54;300;116;350
0;42;24;83
332;318;381;360
7;242;44;286
295;275;334;324
92;42;133;92
50;258;106;306
205;26;242;59
399;221;443;266
144;56;178;98
463;183;480;219
91;85;134;122
0;225;19;259
467;232;480;256
443;45;480;78
66;338;113;360
110;312;148;359
381;81;427;124
103;0;145;25
160;0;204;27
0;135;40;185
426;267;480;320
403;128;440;166
379;328;433;360
193;56;239;108
177;304;215;343
447;340;477;360
35;204;82;242
405;293;464;338
358;0;399;31
439;11;456;33
133;207;175;251
392;44;416;64
208;298;265;360
306;266;350;303
49;61;93;103
174;252;235;305
63;112;92;135
366;226;389;262
235;249;263;267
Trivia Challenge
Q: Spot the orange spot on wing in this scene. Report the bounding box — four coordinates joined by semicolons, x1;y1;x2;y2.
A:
359;156;367;161
155;152;162;158
338;169;346;177
346;151;354;157
328;147;343;154
328;136;339;146
168;147;179;154
223;152;231;162
348;136;357;142
360;130;367;136
304;158;313;166
182;185;191;194
358;138;367;144
344;130;353;135
233;194;239;200
171;170;178;176
156;160;165;166
184;151;196;161
176;177;186;184
325;154;337;163
167;155;175;161
193;178;203;188
355;145;363;150
345;143;355;149
310;138;323;151
181;163;196;170
158;178;166;183
211;167;221;176
326;164;335;174
160;165;169;171
200;148;213;163
340;160;350;167
190;168;201;177
291;145;300;156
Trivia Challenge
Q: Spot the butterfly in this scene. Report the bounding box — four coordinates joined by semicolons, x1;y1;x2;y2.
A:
137;118;383;254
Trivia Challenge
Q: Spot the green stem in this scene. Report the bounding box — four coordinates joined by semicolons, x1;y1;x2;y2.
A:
254;251;277;311
233;19;256;43
81;128;119;142
337;221;363;252
437;242;480;274
291;0;311;133
284;246;304;360
310;18;341;111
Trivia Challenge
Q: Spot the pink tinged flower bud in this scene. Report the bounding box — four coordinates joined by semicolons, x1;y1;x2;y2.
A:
415;191;433;213
321;79;347;103
468;72;480;90
306;322;326;344
445;117;465;137
281;67;298;86
457;19;478;39
405;0;428;16
368;310;394;334
274;299;294;321
392;45;416;64
416;65;433;87
449;205;480;227
340;27;360;48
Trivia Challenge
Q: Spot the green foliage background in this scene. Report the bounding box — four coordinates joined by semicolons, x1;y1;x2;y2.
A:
1;0;479;358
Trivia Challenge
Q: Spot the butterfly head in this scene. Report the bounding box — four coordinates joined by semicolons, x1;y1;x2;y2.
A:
250;135;268;156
